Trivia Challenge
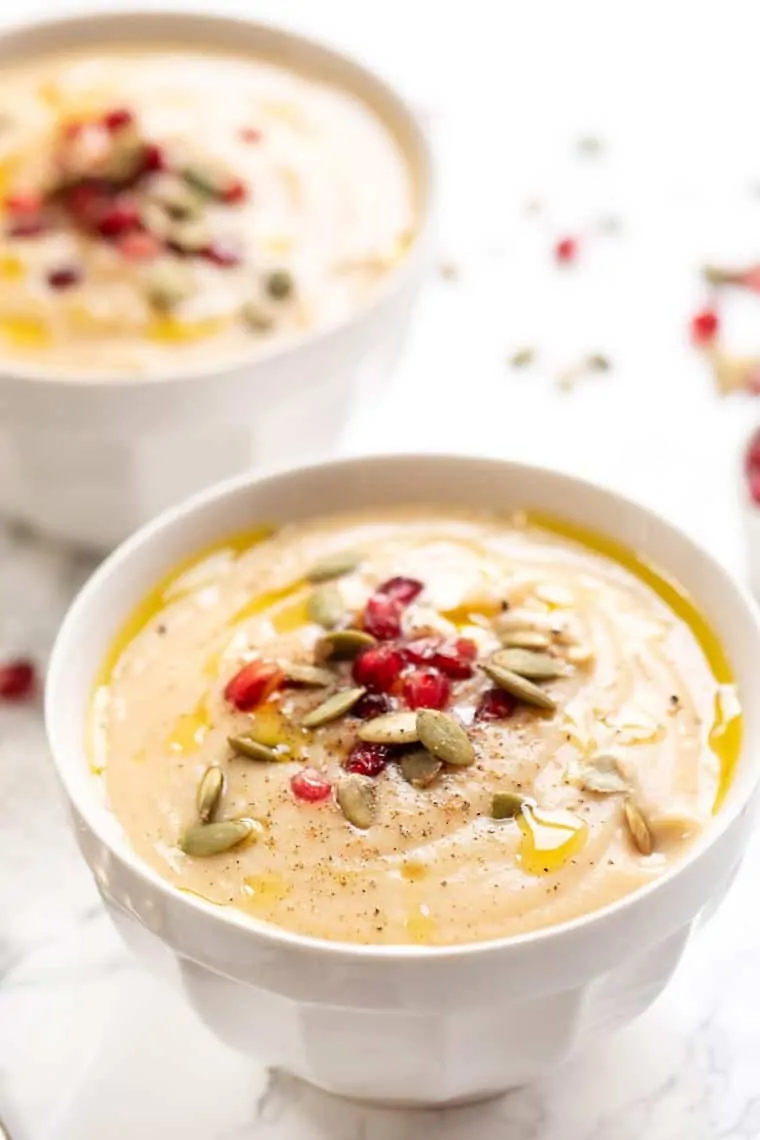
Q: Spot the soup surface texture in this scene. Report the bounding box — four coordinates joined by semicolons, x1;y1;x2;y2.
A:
0;48;415;376
94;509;740;945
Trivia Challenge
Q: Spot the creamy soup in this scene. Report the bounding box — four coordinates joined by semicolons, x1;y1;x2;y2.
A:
0;48;415;376
93;509;740;946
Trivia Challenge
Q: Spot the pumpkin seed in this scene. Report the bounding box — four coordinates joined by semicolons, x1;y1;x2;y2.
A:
306;549;362;583
307;584;345;629
228;734;282;762
481;661;557;711
577;755;629;795
492;648;567;680
144;261;195;310
196;765;224;823
282;662;335;687
337;773;377;829
266;268;294;300
491;791;526;820
358;711;419;745
241;302;273;332
623;799;653;855
315;628;376;662
302;687;365;728
181;160;230;199
166;218;212;254
499;629;552;650
148;174;203;220
181;818;255;857
400;749;442;788
416;709;475;767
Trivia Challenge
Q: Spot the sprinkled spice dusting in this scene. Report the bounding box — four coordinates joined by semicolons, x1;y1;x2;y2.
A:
95;507;738;946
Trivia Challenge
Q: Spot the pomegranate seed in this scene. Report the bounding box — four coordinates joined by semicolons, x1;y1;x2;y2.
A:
404;636;477;679
222;179;247;204
0;658;36;701
377;576;424;606
5;193;43;214
98;203;141;238
352;691;393;719
291;768;332;802
740;267;760;293
402;668;451;710
363;594;403;640
224;660;283;711
746;428;760;474
142;143;166;173
65;181;113;225
47;266;81;290
240;127;263;143
116;231;161;260
554;236;578;264
352;644;405;691
749;469;760;506
103;108;134;132
474;688;516;721
690;307;719;345
202;241;242;267
7;217;46;238
63;120;84;140
344;741;393;777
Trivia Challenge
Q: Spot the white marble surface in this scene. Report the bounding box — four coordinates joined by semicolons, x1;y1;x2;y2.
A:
2;0;760;1136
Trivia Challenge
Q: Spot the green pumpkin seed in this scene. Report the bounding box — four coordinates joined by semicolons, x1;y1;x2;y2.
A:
228;734;282;762
166;218;212;254
149;175;203;220
315;628;376;662
358;711;419;745
266;268;294;300
181;160;230;199
491;791;526;820
400;749;442;788
302;687;365;728
241;302;273;332
181;818;255;857
337;773;377;829
307;584;345;629
494;610;556;634
623;799;653;855
196;765;224;823
481;661;557;711
499;629;552;650
416;710;474;767
492;648;567;680
282;662;335;687
144;261;195;310
306;549;362;583
578;755;629;795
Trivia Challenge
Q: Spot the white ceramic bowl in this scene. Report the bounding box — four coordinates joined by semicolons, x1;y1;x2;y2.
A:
0;12;432;550
46;454;760;1106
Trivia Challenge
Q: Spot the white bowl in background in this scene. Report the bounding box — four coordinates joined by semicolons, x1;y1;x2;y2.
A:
45;454;760;1105
0;12;433;550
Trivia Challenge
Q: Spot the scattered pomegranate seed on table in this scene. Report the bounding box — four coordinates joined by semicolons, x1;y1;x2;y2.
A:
474;688;516;721
402;668;451;710
202;241;242;267
221;180;247;205
404;636;476;679
5;193;43;214
376;576;424;605
351;691;394;719
0;658;37;701
97;203;142;238
690;307;719;345
291;768;332;801
47;266;81;290
344;741;393;777
116;231;161;260
362;593;403;640
554;236;578;264
352;644;405;691
224;660;283;711
748;469;760;507
102;107;134;132
7;217;46;238
142;143;165;173
239;127;263;143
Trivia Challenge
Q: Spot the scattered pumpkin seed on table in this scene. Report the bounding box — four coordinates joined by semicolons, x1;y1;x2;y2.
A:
481;660;557;711
492;648;567;680
196;765;224;822
315;628;376;662
400;749;442;788
282;662;335;687
499;629;552;650
491;791;526;820
302;687;365;728
228;734;284;762
307;583;345;629
337;773;377;829
416;709;474;767
181;818;256;857
358;710;419;745
623;799;653;855
266;268;294;300
306;549;362;583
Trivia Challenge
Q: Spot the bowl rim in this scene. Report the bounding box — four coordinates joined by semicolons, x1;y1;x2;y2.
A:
0;8;433;389
45;451;760;962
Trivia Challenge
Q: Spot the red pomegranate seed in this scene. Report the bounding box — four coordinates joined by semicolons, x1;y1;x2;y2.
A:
344;741;393;777
352;644;405;691
690;307;719;345
224;660;283;711
404;636;477;679
222;179;247;204
116;231;161;260
5;193;43;214
63;120;84;140
202;241;242;267
402;668;451;710
363;594;403;640
746;428;760;474
142;143;166;173
474;688;516;721
98;203;141;238
376;576;424;606
0;658;36;701
103;108;134;132
554;236;578;264
749;469;760;506
740;267;760;293
291;768;332;802
240;127;263;143
65;182;113;225
351;691;393;719
7;217;46;238
47;266;81;290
